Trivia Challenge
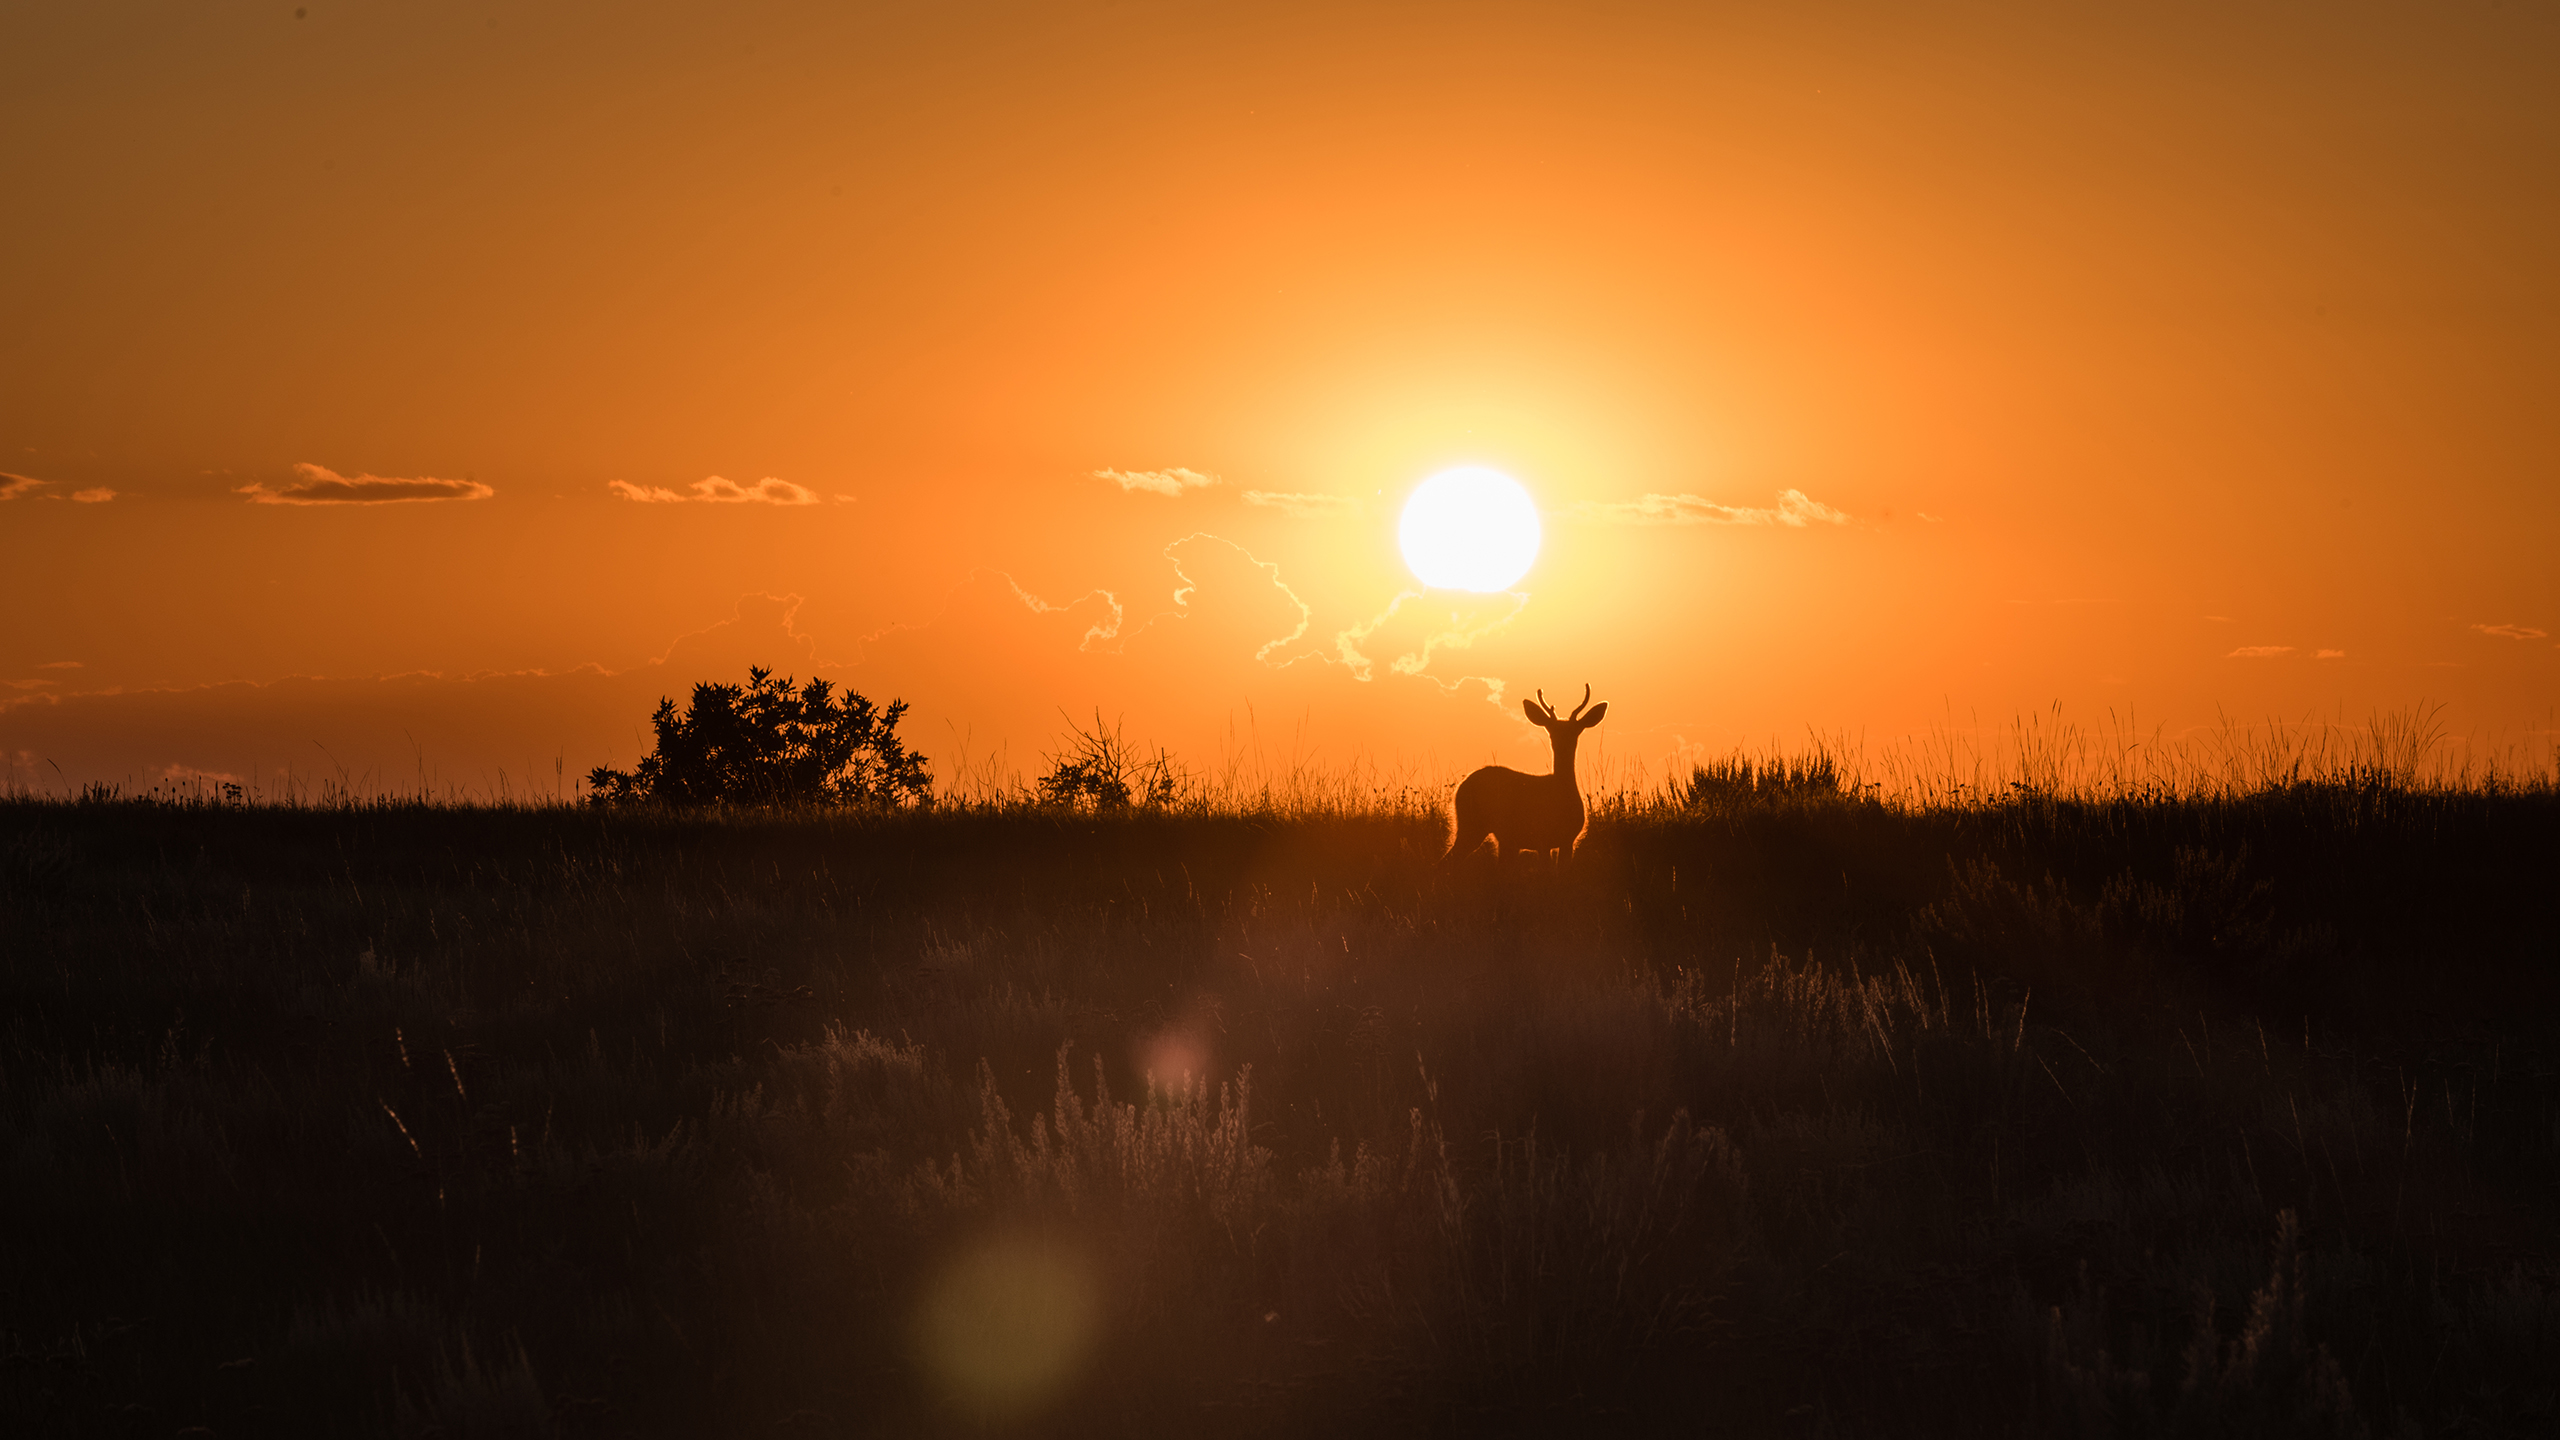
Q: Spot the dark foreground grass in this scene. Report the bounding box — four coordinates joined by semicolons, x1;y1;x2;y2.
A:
3;782;2556;1437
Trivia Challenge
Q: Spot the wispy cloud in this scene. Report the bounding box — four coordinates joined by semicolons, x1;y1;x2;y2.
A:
2472;622;2548;641
694;476;818;505
1096;467;1217;496
607;481;685;503
1005;577;1126;652
2;473;119;503
2226;645;2295;658
1334;588;1527;704
607;476;820;506
1242;490;1360;518
1163;532;1312;664
240;464;494;506
1573;488;1850;527
2316;649;2346;660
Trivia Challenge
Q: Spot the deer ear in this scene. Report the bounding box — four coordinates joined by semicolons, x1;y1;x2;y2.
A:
1579;702;1609;727
1522;699;1548;725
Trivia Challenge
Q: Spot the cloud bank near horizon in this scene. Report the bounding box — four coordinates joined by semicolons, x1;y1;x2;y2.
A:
1572;488;1850;527
239;464;494;506
1096;467;1218;496
607;476;827;505
3;472;117;503
1243;490;1361;518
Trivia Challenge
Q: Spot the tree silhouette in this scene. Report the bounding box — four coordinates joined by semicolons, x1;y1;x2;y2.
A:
587;667;931;807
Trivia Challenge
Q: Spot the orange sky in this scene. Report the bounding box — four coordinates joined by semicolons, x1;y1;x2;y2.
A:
5;1;2556;796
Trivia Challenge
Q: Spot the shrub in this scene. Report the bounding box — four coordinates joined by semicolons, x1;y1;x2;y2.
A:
1035;712;1185;811
586;666;930;807
1678;747;1849;809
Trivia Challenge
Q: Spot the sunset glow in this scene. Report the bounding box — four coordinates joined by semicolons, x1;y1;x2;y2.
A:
0;2;2551;794
6;7;2558;1431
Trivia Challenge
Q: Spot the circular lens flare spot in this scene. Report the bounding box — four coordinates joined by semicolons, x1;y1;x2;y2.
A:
918;1232;1099;1418
1398;467;1541;592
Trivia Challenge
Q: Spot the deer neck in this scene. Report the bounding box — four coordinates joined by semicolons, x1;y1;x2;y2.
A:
1547;732;1584;794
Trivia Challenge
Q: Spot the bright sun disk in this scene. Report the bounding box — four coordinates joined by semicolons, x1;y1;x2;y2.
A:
1398;467;1542;592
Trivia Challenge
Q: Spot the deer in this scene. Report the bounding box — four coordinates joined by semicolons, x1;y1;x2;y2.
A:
1444;684;1609;866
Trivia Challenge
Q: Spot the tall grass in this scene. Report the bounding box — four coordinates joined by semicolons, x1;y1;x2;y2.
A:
15;703;2552;816
1633;702;2560;813
3;736;2555;1435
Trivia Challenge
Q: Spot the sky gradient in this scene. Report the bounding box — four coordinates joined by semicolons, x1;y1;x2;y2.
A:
5;1;2556;796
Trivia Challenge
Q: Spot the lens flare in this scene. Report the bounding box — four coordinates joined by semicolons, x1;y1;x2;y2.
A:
917;1232;1098;1418
1397;467;1542;592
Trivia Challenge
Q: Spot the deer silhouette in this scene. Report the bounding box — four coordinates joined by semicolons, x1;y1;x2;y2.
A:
1444;684;1609;865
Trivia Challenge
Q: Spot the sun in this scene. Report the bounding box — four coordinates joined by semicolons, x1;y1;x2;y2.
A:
1398;467;1542;592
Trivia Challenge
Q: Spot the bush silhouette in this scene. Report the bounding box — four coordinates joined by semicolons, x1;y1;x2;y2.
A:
587;666;931;807
1035;711;1187;811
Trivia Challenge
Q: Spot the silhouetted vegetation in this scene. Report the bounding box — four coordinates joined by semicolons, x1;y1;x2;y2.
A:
586;666;930;807
1034;711;1187;812
3;760;2556;1436
1678;747;1850;806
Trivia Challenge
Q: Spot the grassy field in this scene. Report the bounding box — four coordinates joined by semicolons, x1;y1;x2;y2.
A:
4;767;2557;1437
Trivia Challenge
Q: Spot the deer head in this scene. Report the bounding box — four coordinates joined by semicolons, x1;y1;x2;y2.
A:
1523;684;1608;735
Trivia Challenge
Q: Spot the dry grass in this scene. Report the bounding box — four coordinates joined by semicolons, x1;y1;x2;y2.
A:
2;743;2556;1435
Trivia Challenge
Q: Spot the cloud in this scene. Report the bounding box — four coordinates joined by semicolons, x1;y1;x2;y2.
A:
1096;467;1217;496
239;464;494;506
1004;578;1127;653
1242;490;1361;518
2226;645;2295;658
155;762;246;787
0;473;119;503
607;476;820;505
642;591;828;672
2472;622;2547;641
692;476;819;505
1162;533;1312;664
1573;487;1851;527
607;480;686;503
1334;587;1526;705
2316;649;2346;660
